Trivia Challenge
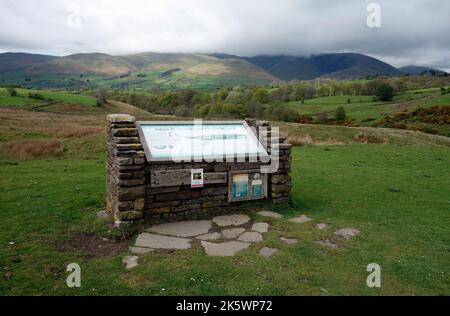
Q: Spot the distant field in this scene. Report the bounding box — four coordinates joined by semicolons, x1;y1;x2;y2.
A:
0;88;97;107
286;88;450;128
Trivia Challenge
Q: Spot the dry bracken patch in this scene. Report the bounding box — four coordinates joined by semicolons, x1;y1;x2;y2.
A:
0;138;65;159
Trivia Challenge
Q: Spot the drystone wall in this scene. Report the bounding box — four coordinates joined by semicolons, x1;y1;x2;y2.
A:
106;114;293;222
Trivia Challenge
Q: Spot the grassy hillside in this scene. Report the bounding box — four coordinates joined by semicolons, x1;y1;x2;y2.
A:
0;53;276;91
0;104;449;295
240;53;401;80
0;52;57;73
26;53;137;76
284;87;450;136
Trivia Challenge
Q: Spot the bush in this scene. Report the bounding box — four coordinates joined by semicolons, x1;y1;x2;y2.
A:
96;89;108;107
294;114;313;124
334;106;346;121
28;93;44;100
6;87;17;97
376;84;394;101
174;105;191;117
316;112;329;124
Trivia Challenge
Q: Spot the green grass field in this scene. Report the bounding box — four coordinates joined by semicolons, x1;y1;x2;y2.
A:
0;89;449;295
1;132;449;295
286;88;450;132
0;88;97;107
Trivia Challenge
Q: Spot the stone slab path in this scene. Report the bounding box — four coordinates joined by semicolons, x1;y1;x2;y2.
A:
127;213;362;264
316;223;329;230
222;228;246;239
238;232;263;243
289;215;313;224
201;241;251;257
135;233;192;250
259;247;278;257
147;220;212;237
251;223;269;233
213;214;251;227
122;256;139;269
196;232;221;241
335;228;361;240
280;237;298;245
131;214;269;258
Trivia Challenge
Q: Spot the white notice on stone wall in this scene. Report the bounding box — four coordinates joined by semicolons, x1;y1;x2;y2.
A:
191;169;204;188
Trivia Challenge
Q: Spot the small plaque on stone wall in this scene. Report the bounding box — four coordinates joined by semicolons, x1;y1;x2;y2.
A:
191;169;204;188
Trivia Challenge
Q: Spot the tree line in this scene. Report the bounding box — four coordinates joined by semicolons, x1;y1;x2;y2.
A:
105;76;450;122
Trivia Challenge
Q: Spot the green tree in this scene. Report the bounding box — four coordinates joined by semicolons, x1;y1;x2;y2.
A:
334;106;346;121
96;89;108;106
252;88;269;104
174;105;191;117
376;84;394;101
6;87;17;97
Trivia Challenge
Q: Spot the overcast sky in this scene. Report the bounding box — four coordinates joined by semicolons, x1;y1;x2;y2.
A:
1;0;449;70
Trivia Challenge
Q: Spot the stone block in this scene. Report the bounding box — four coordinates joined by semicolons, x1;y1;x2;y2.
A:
117;144;143;151
112;128;138;137
113;137;140;144
118;171;145;180
117;157;134;166
147;207;171;215
134;198;145;211
172;204;201;213
118;179;146;187
156;190;200;201
118;186;145;201
118;201;134;211
107;114;136;123
115;210;143;221
201;187;228;196
202;201;222;209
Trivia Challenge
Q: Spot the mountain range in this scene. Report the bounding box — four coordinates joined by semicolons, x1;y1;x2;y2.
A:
0;51;446;89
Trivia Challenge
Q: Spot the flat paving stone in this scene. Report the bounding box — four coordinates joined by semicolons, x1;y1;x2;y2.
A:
129;247;154;255
257;211;283;219
201;241;250;257
122;256;139;269
135;233;191;250
196;232;221;241
222;228;246;239
334;228;361;240
316;223;329;230
238;231;263;243
259;247;278;257
289;215;313;224
147;220;212;237
212;214;251;227
251;223;270;233
280;237;298;245
316;239;339;249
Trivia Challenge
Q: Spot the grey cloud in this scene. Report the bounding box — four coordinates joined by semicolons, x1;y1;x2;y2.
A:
0;0;449;70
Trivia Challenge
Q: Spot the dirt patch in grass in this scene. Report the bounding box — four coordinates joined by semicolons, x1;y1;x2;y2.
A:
0;138;65;159
55;233;128;259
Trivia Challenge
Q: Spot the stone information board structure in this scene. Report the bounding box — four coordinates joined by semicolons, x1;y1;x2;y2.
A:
106;114;292;222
